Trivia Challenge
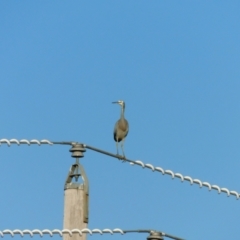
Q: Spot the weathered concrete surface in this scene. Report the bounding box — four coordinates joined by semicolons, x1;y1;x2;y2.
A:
63;187;87;240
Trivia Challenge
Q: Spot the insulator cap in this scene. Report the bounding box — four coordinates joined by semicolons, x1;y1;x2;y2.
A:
69;144;86;158
147;232;164;240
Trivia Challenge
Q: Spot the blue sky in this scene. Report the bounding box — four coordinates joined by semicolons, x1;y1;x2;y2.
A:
1;1;240;240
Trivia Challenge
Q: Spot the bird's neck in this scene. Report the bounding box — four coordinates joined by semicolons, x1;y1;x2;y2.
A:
120;107;125;119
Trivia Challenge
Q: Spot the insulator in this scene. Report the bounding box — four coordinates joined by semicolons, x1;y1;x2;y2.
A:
147;232;164;240
69;144;86;158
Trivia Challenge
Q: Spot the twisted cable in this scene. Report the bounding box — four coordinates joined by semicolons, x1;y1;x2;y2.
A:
128;160;240;199
0;229;124;237
84;144;240;199
0;139;53;146
0;229;184;240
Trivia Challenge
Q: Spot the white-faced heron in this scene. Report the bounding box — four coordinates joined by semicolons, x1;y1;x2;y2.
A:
112;100;129;158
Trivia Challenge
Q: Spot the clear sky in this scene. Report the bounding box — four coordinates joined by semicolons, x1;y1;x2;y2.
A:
1;1;240;240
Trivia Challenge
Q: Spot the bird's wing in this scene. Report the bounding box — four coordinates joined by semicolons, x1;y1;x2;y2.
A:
113;121;119;141
118;119;129;132
124;119;129;137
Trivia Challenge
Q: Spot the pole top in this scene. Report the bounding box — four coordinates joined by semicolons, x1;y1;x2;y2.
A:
65;144;88;190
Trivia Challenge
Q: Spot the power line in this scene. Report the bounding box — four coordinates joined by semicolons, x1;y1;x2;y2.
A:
0;229;185;240
0;139;53;146
84;144;240;199
1;139;239;199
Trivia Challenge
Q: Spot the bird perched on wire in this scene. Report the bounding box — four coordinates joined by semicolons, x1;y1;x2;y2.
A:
112;100;129;159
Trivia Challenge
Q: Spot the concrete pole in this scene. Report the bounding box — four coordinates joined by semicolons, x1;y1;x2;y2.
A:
63;144;89;240
63;186;87;240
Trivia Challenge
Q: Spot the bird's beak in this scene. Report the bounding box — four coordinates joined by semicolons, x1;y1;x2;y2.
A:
112;101;119;104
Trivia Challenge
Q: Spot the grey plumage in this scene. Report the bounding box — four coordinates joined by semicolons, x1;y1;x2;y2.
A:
112;100;129;158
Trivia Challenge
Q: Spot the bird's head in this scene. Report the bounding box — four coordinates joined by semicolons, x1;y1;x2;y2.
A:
112;100;125;108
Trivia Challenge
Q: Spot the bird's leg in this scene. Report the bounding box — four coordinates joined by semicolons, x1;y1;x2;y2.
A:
116;141;123;161
120;138;126;162
116;141;119;155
